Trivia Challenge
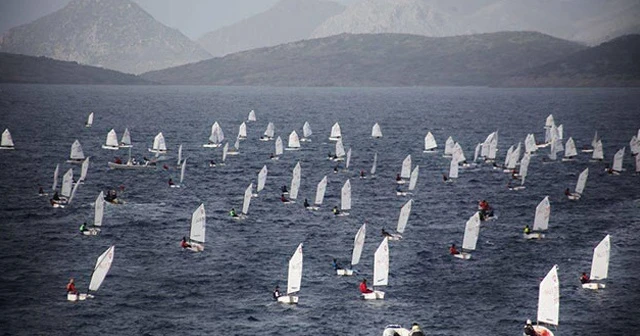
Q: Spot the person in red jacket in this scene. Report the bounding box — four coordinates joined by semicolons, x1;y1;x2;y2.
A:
66;278;77;294
180;237;191;249
449;244;460;255
359;278;373;294
580;272;590;284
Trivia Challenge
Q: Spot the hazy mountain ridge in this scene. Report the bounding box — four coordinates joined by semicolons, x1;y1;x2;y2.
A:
141;31;589;86
197;0;345;57
0;0;211;74
0;52;149;84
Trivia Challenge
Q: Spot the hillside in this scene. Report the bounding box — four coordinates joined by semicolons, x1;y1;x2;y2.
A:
0;52;149;84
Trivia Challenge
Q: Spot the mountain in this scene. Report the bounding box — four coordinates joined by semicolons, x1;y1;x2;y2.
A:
197;0;345;57
504;34;640;87
0;52;149;84
141;31;585;87
0;0;211;74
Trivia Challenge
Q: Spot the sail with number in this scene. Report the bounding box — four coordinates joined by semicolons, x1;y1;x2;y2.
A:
94;192;104;227
104;129;118;149
70;140;85;160
287;244;303;295
373;238;389;287
590;235;611;281
592;140;604;160
462;212;481;251
89;246;115;292
564;137;577;158
152;132;167;152
288;131;300;149
575;168;589;195
61;169;73;197
190;203;206;244
537;265;560;326
242;184;252;215
612;147;625;172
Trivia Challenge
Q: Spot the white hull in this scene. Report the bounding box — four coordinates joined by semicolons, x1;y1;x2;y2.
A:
582;282;605;289
0;146;15;150
423;149;438;153
66;159;84;164
232;214;248;220
226;151;239;156
67;293;93;301
335;212;349;217
362;290;385;300
567;193;581;200
383;326;411;336
396;180;406;184
300;138;311;142
529;325;554;336
107;162;155;170
101;145;119;150
562;157;575;162
581;149;594;153
329;137;341;141
147;149;167;153
82;228;101;236
306;206;320;211
285;148;300;151
259;137;273;142
387;234;402;241
118;144;132;148
277;295;298;304
187;243;204;252
523;232;545;239
336;269;355;276
510;186;526;191
453;252;472;260
202;143;221;148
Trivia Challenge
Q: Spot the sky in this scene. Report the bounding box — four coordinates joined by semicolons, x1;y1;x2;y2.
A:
0;0;357;40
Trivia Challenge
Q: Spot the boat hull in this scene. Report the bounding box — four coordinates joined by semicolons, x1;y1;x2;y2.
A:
336;269;355;276
202;144;221;148
383;326;410;336
362;290;385;300
82;228;101;236
530;326;554;336
453;252;472;260
67;293;93;301
101;145;119;150
107;162;155;170
277;295;298;304
187;243;204;252
582;282;605;289
523;232;545;239
0;146;15;150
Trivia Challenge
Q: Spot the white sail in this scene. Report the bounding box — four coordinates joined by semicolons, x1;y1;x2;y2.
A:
473;143;482;162
314;176;327;205
525;134;537;153
94;192;104;227
449;156;459;179
190;203;206;244
557;124;564;140
120;128;131;147
352;223;366;266
636;154;640;173
330;122;341;139
504;145;514;167
462;212;481;251
630;136;639;155
372;123;383;138
233;137;240;151
61;169;73;197
52;164;60;191
290;162;301;200
564;137;577;158
177;144;183;166
345;148;352;169
424;132;437;151
453;143;466;163
537;265;559;326
545;114;555;128
533;196;550;231
288;131;300;149
488;132;498;160
575;168;589;195
275;136;283;156
548;138;557;161
341;179;351;211
79;157;90;182
335;139;346;158
1;129;14;147
287;243;303;295
68;178;80;205
302;121;312;138
70;140;85;160
373;238;389;287
371;152;378;175
481;133;494;157
592;140;604;160
222;142;229;162
89;245;115;292
612;147;625;172
400;155;411;179
520;153;531;184
238;122;247;138
179;158;187;184
590;235;610;281
248;110;256;122
408;166;419;191
444;137;455;156
85;112;94;127
264;122;275;138
257;165;268;193
152;132;167;151
591;131;598;148
396;199;413;234
105;129;118;148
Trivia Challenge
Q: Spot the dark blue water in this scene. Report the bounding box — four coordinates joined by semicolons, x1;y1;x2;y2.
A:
0;85;638;336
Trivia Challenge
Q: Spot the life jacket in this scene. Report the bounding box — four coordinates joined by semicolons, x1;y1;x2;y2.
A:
66;283;76;292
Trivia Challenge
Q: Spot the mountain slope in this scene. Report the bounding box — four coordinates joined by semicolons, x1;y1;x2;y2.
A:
0;52;149;84
0;0;211;74
197;0;345;57
142;31;585;87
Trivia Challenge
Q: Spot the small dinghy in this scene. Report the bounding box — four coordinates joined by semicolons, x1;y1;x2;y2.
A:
524;196;550;239
301;121;312;142
149;132;168;153
67;246;115;302
276;243;303;304
170;158;187;188
362;237;389;300
371;123;383;138
567;168;588;200
232;184;252;220
82;192;105;236
67;140;85;164
203;122;224;148
260;122;275;141
337;223;366;276
387;199;412;240
423;131;437;153
85;112;94;128
524;264;559;336
184;203;206;252
334;179;351;216
453;212;480;259
286;130;301;150
238;122;247;140
582;235;611;290
329;122;342;141
102;129;119;150
252;165;268;197
119;128;132;148
247;109;257;122
306;176;327;211
0;129;15;149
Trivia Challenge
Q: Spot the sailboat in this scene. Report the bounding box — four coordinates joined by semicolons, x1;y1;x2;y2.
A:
329;122;342;141
336;179;351;216
219;142;228;165
630;135;639;156
510;153;530;191
253;165;268;197
344;148;352;171
362;237;389;300
301;121;312;142
445;156;459;183
397;166;418;196
83;192;104;236
185;203;206;252
369;152;378;179
331;138;346;162
67;245;115;302
286;131;301;150
203;122;224;148
233;184;253;220
285;162;301;203
337;223;366;276
119;128;132;148
277;243;303;304
453;212;481;260
591;140;604;161
171;158;187;188
398;155;411;183
562;137;577;161
238;122;247;140
582;131;598;153
583;235;611;289
372;123;383;138
528;265;559;336
102;129;119;150
51;164;60;192
609;147;625;174
51;168;74;207
567;168;589;200
524;196;550;239
423;132;437;153
0;129;15;149
272;136;283;160
388;199;413;240
444;137;455;157
306;176;327;211
85;112;94;128
247;110;257;122
176;144;183;167
260;122;275;141
149;132;168;153
226;137;241;156
78;157;90;184
67;140;85;164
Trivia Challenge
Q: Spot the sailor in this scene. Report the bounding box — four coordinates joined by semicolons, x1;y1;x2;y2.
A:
523;319;537;336
449;243;459;255
79;222;88;233
580;272;590;284
281;185;288;194
359;278;373;294
209;160;216;167
38;186;45;195
272;286;281;300
381;228;393;238
229;208;238;217
114;157;122;164
442;174;449;182
333;166;338;174
66;278;78;294
168;178;175;186
396;185;402;193
180;237;191;249
332;258;342;271
143;156;149;163
396;174;402;182
564;188;571;196
53;191;60;201
269;153;275;159
303;198;310;208
332;206;340;215
409;323;425;336
163;164;169;170
524;225;532;235
281;194;289;203
360;170;366;178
